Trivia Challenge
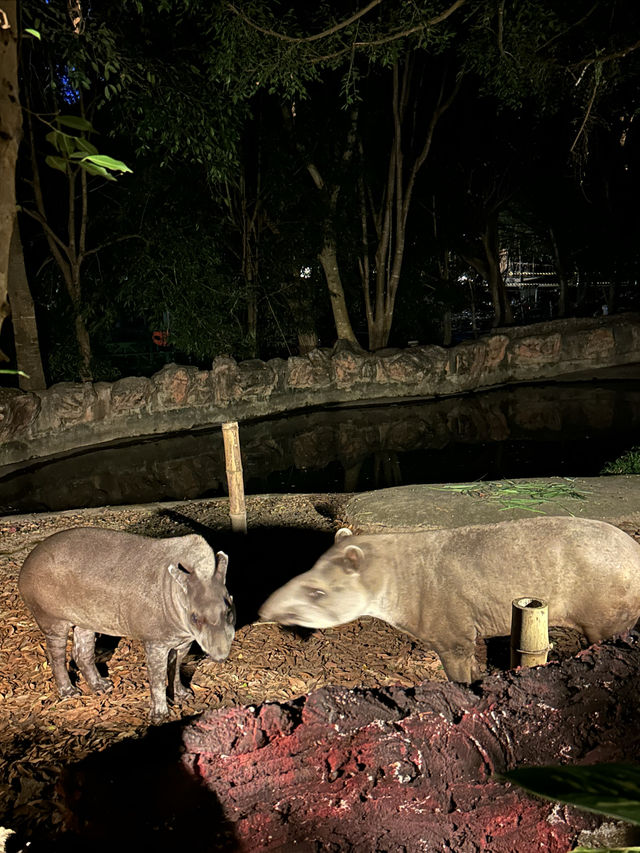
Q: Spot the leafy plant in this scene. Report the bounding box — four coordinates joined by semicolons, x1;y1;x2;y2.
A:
44;115;131;181
601;448;640;476
503;763;640;853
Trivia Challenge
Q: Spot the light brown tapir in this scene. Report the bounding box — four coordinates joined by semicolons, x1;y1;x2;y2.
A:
259;516;640;682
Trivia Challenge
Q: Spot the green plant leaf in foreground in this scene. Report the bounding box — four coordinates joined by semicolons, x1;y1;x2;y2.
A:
82;154;133;174
572;847;640;852
503;763;640;825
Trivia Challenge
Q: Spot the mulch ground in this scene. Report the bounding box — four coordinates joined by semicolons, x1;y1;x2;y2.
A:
1;494;638;848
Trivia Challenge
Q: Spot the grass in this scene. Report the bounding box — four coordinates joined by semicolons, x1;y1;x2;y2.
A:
436;479;589;514
601;447;640;475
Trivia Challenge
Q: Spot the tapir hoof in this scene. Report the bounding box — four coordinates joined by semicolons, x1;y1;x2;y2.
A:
170;683;193;703
91;676;114;695
149;708;171;726
58;684;82;699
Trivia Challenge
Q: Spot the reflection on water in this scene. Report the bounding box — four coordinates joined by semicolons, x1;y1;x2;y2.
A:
1;378;639;514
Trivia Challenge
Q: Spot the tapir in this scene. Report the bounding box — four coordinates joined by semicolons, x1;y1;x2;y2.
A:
19;527;236;723
259;517;640;682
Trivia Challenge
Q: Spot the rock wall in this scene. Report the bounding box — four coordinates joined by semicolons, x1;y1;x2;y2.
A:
2;314;640;467
180;638;640;852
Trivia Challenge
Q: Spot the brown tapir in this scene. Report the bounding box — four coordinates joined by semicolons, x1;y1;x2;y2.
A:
19;527;235;723
259;517;640;682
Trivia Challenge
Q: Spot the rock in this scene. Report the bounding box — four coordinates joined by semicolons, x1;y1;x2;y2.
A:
181;637;640;852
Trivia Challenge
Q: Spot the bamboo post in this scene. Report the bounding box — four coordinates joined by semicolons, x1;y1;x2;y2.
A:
510;597;550;670
222;421;247;534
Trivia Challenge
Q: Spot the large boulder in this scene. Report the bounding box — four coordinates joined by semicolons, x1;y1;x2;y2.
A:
181;637;640;852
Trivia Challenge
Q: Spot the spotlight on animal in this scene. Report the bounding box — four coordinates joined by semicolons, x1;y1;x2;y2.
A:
19;527;235;723
259;517;640;682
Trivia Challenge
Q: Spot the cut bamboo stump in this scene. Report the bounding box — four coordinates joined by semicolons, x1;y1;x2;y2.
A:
222;421;247;534
510;597;550;670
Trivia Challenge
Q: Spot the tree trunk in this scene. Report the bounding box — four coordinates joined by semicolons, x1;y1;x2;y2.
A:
283;102;360;347
483;216;513;327
8;217;46;389
0;2;21;362
549;225;570;318
463;216;513;328
285;286;318;355
360;61;459;351
318;231;359;345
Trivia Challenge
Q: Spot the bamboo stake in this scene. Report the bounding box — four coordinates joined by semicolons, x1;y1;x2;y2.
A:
222;421;247;534
510;597;550;670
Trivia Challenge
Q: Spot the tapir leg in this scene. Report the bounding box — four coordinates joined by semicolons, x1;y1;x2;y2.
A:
169;640;193;703
40;620;80;698
436;641;479;683
72;627;113;694
143;641;171;724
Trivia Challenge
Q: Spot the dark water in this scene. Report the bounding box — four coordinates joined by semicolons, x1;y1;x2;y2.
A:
1;375;639;514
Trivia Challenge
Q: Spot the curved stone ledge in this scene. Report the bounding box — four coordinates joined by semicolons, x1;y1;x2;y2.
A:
1;314;639;468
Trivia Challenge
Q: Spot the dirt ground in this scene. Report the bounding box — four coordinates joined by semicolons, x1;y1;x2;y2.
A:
0;493;632;847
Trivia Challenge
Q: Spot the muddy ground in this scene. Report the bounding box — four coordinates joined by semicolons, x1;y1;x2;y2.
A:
0;493;626;848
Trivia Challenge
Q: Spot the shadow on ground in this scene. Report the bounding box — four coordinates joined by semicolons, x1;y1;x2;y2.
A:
7;720;237;853
158;508;336;626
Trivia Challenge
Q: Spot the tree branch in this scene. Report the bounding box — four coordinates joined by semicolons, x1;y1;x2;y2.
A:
231;0;466;56
227;0;382;43
353;0;467;48
19;206;71;260
82;233;144;259
572;37;640;69
570;73;598;153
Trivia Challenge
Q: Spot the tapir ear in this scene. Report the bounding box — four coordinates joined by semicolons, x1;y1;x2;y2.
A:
214;551;229;583
342;545;364;575
168;562;190;592
334;527;353;542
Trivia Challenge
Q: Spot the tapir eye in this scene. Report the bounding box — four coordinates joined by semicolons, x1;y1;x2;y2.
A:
190;612;203;628
225;597;236;625
308;588;326;600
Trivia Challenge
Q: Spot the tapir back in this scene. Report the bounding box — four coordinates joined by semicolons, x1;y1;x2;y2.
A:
19;527;210;639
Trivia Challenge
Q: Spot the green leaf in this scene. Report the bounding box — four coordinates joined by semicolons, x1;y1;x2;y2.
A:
24;28;41;40
55;115;94;132
82;154;132;174
572;847;640;852
73;138;99;156
79;161;117;181
45;130;60;150
503;764;640;825
45;155;68;174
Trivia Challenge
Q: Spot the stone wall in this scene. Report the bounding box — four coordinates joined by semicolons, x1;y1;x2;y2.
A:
1;313;639;467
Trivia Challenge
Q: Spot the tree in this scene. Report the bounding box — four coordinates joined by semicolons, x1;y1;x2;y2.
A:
0;1;22;363
18;2;132;381
217;0;468;349
8;217;46;388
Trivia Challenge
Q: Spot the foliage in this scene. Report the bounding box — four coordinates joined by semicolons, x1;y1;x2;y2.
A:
43;114;131;181
12;0;640;373
601;447;640;475
504;763;640;852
